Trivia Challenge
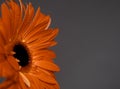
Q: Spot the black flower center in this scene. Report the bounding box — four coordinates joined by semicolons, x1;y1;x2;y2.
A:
13;44;30;67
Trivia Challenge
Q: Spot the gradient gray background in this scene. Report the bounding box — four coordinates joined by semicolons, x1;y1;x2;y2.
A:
1;0;120;89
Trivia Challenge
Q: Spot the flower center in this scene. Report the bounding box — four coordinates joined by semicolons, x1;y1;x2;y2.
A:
13;44;30;67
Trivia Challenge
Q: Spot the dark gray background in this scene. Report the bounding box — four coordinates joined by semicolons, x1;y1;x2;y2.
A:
1;0;120;89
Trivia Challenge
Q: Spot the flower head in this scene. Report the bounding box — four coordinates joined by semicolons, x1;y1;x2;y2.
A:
0;0;60;89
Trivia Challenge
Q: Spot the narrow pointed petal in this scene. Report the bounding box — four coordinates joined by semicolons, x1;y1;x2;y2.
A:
22;8;41;38
26;29;58;46
19;74;29;89
19;72;30;88
1;3;11;40
18;3;34;37
7;56;19;71
28;41;57;51
24;74;43;89
34;60;60;72
24;16;51;41
1;3;10;30
30;72;57;84
32;49;56;59
8;0;22;32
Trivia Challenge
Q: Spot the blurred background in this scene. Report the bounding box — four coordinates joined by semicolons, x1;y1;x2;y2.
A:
1;0;120;89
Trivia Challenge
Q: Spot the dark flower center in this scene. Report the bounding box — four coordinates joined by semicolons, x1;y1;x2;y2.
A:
13;44;30;67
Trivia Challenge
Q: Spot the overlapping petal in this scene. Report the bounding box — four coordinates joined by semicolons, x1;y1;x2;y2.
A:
0;0;60;89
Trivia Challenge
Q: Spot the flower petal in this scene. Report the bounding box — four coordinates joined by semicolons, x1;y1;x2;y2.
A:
32;49;56;60
34;60;60;72
7;0;22;35
28;41;57;50
26;29;58;44
0;59;18;89
1;3;10;31
30;71;57;84
1;3;10;41
24;74;43;89
7;56;19;71
18;2;34;37
19;72;30;88
19;75;28;89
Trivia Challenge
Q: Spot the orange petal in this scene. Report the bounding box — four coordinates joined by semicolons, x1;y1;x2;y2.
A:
23;73;43;89
8;0;21;32
32;49;56;59
19;72;30;88
0;20;7;44
7;56;19;71
30;72;57;84
27;29;58;45
28;41;57;51
19;74;29;89
34;60;60;72
0;62;18;88
1;3;10;40
18;3;34;36
1;3;10;30
22;7;41;38
25;28;53;43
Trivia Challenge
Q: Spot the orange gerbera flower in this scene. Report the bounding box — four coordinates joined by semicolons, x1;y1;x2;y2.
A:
0;0;60;89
